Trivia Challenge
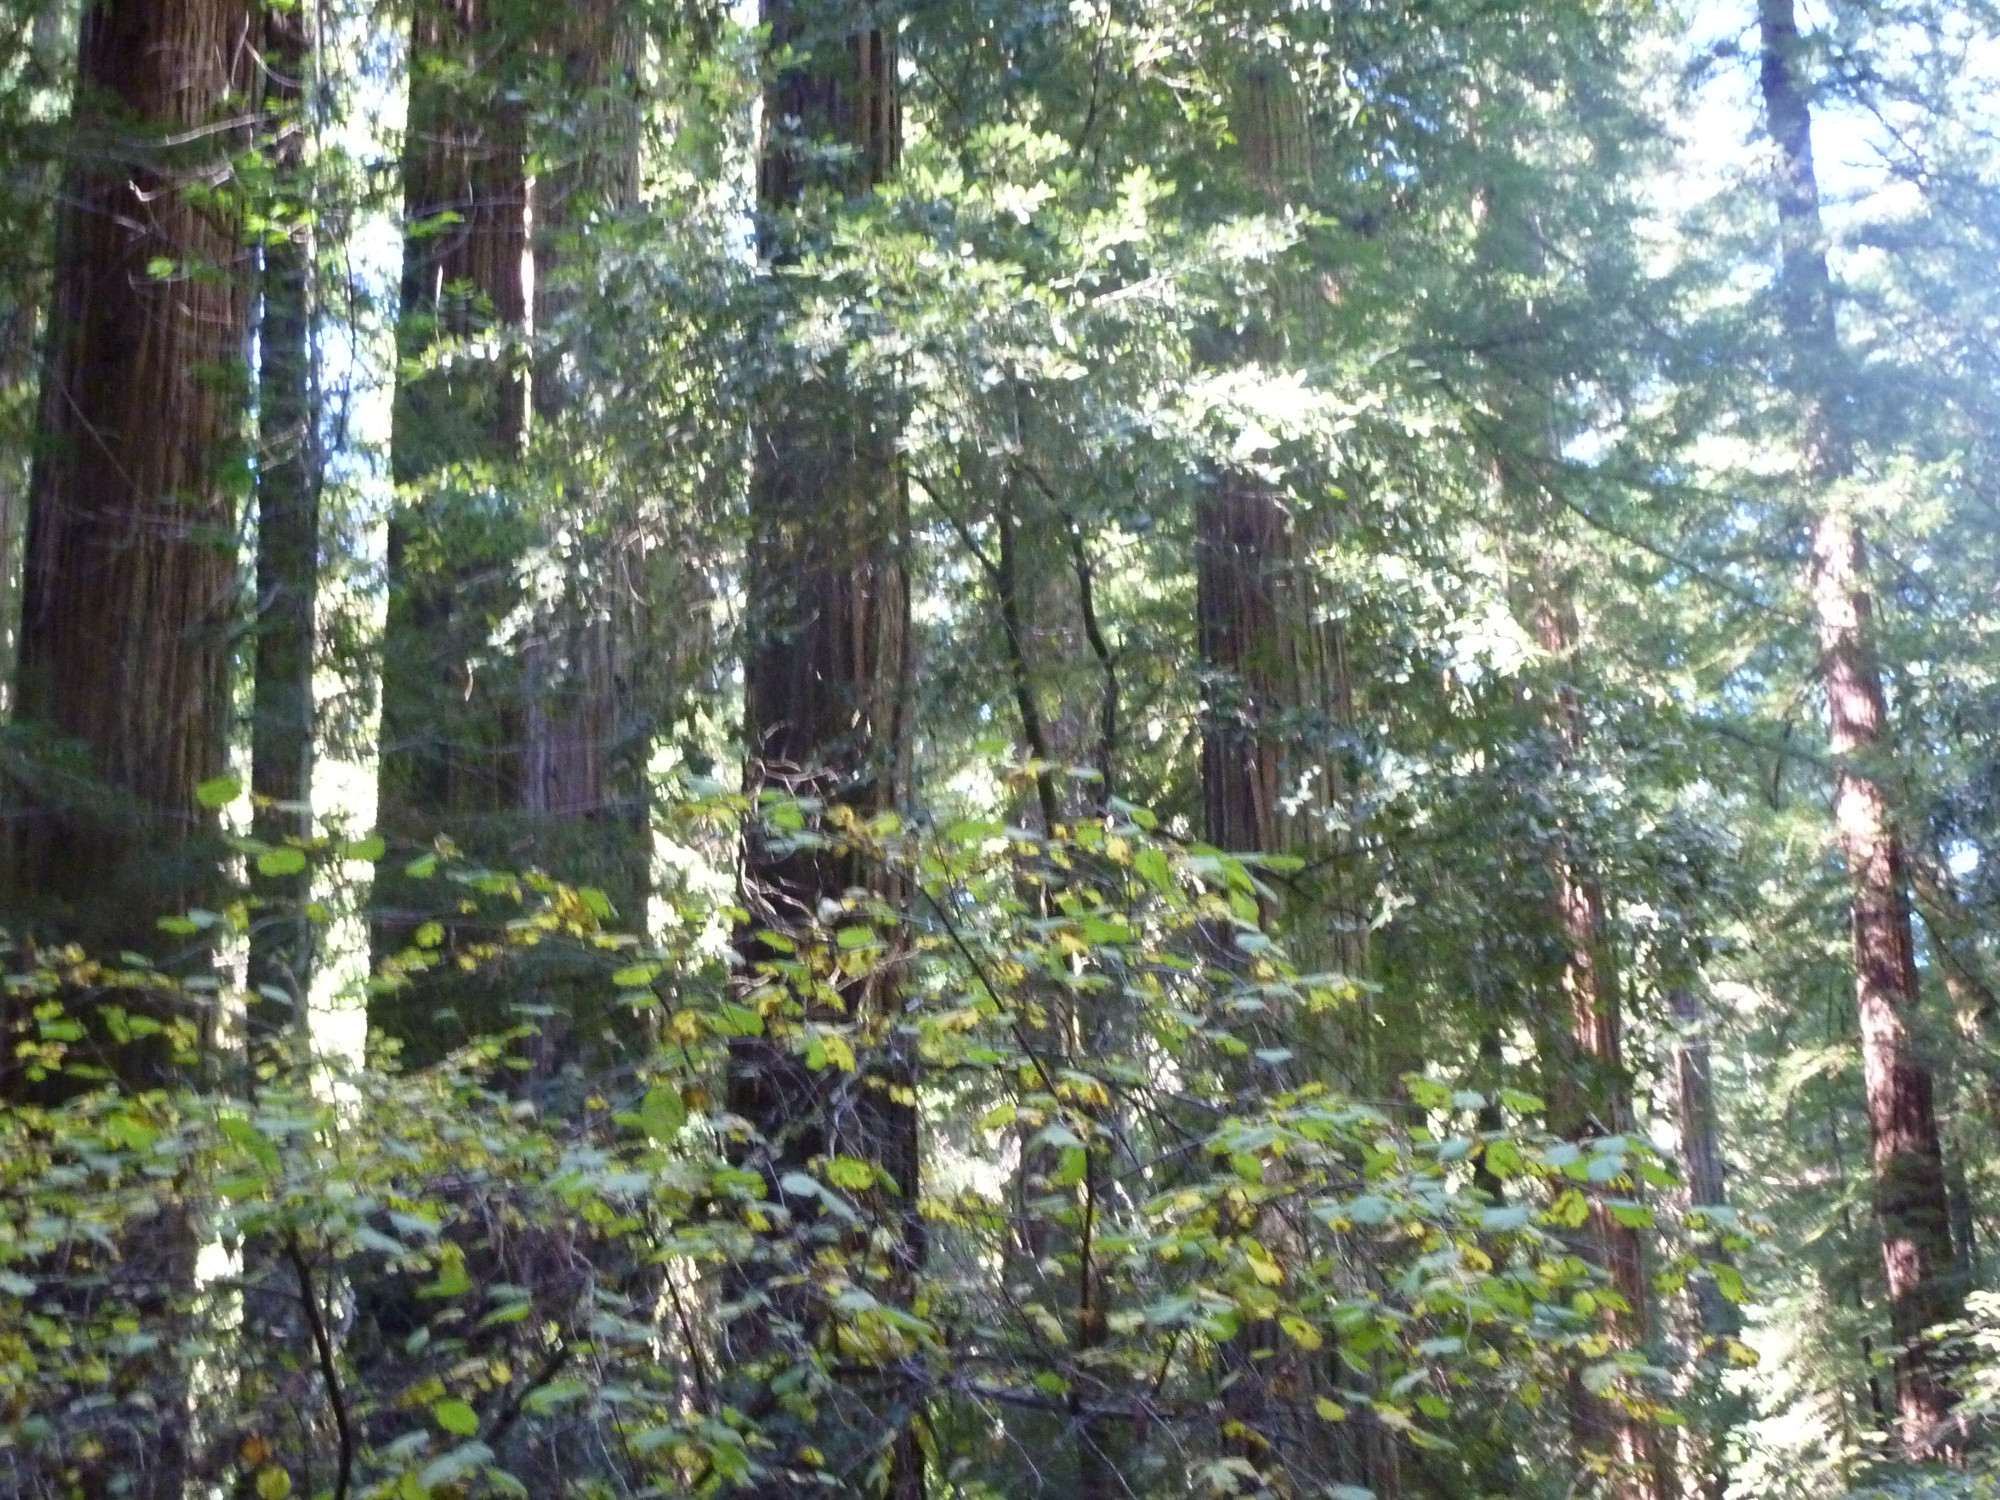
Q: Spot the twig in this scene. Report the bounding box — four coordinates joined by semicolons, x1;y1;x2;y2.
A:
284;1234;353;1500
484;1340;570;1453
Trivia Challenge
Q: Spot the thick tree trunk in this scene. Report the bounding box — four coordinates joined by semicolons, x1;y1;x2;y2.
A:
1757;0;1962;1454
248;0;319;1059
369;0;530;1058
521;0;646;896
5;0;251;969
1199;473;1292;867
1196;470;1296;1493
726;5;920;1494
2;3;252;1496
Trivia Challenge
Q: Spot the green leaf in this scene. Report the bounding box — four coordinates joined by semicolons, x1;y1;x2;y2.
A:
219;1115;279;1174
1051;1146;1088;1187
418;1251;471;1300
710;1003;764;1037
343;834;387;862
196;775;241;809
638;1084;685;1142
1402;1074;1452;1109
825;1156;875;1191
778;1171;821;1200
105;1113;158;1152
257;847;309;877
432;1399;479;1437
418;1442;493;1488
255;1467;292;1500
612;964;661;988
1483;1140;1525;1178
1134;846;1174;891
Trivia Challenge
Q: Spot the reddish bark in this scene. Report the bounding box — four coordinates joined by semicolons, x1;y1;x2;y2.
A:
1198;472;1293;864
1758;0;1962;1453
1532;587;1667;1500
6;0;252;966
1;4;253;1495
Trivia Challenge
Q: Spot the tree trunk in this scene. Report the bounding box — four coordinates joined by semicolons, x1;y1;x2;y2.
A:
726;4;920;1494
1199;472;1292;868
521;0;646;892
1;3;252;1496
1668;984;1739;1345
5;0;251;971
1531;585;1667;1500
1757;0;1962;1454
369;0;530;1058
248;0;319;1061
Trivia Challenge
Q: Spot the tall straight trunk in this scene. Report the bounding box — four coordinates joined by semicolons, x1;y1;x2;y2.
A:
1758;0;1961;1454
1668;980;1741;1500
519;0;649;957
1531;585;1667;1500
370;0;529;1057
248;0;319;1058
2;3;251;1496
1668;983;1739;1344
1199;473;1292;867
726;3;919;1494
5;0;250;972
1196;471;1296;1494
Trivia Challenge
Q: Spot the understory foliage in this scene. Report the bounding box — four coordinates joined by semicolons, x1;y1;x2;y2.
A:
0;796;1731;1497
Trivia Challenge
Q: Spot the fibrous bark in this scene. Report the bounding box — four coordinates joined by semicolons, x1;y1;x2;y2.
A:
2;4;252;1496
1757;0;1962;1454
370;0;531;1060
6;0;251;970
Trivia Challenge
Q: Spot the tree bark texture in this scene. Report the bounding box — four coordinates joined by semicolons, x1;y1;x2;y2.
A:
5;0;252;969
248;0;319;1057
725;3;921;1494
519;0;649;930
1758;0;1961;1454
370;0;533;1060
1531;585;1666;1500
1668;984;1739;1345
2;3;252;1495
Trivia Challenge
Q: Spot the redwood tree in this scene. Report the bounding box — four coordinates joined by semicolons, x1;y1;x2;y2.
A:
370;0;531;1059
725;0;920;1491
4;0;251;972
1;1;252;1493
1758;0;1962;1455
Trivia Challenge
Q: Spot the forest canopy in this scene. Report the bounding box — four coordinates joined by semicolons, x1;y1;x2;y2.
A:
5;0;2000;1496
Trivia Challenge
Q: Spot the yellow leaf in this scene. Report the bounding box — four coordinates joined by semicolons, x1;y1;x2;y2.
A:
1314;1396;1347;1422
1281;1315;1323;1351
256;1467;293;1500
